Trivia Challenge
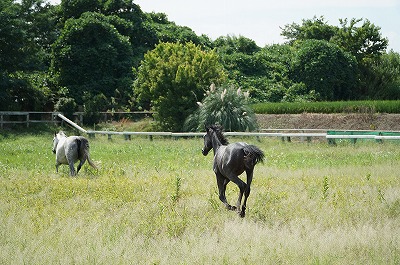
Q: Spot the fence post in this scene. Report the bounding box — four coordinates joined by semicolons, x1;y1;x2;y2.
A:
26;113;29;128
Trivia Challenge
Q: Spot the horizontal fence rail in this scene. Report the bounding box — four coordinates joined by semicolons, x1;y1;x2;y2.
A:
57;114;400;143
0;111;61;129
0;111;155;129
3;112;400;143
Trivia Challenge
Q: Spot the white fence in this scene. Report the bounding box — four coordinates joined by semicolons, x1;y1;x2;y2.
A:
56;114;400;143
2;112;400;143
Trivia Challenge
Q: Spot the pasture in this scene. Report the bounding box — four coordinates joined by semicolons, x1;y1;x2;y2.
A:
0;131;399;264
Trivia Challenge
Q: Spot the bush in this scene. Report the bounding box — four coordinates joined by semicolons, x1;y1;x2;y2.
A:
83;93;109;125
54;97;77;120
184;84;258;132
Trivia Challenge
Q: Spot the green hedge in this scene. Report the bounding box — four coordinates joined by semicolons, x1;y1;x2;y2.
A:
251;100;400;114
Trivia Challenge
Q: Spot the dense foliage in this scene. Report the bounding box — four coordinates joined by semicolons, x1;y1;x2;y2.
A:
134;42;226;131
184;84;258;132
1;0;400;128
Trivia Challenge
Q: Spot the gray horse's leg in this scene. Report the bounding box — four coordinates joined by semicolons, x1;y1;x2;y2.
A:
68;162;76;176
216;173;236;210
77;158;86;174
66;155;76;176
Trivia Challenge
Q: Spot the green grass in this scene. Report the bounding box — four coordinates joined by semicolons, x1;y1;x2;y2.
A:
1;131;400;264
252;100;400;114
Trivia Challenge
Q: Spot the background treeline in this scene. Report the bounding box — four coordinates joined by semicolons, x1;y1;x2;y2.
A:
1;0;400;129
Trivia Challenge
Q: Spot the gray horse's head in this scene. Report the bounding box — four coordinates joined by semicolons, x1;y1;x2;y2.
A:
52;131;66;154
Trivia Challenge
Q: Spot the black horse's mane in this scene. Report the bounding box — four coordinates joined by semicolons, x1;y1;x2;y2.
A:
208;124;229;145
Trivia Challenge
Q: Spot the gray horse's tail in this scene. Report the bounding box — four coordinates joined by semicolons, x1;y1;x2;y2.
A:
243;145;265;166
77;137;97;169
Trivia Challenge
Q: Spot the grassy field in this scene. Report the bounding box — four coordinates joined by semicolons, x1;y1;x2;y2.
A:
1;130;399;264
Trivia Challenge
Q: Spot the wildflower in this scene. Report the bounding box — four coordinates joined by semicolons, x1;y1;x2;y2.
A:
221;89;227;101
210;83;216;93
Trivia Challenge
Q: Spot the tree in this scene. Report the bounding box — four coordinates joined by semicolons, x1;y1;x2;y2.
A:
51;12;134;108
362;51;400;99
332;18;388;61
134;42;226;131
281;16;337;45
59;0;157;67
290;39;358;101
213;35;260;55
0;0;57;110
0;0;28;72
184;84;258;132
145;12;211;47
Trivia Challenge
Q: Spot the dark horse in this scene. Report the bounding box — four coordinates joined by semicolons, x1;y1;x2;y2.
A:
202;125;264;217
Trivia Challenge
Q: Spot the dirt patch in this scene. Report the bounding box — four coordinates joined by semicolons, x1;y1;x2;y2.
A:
256;113;400;131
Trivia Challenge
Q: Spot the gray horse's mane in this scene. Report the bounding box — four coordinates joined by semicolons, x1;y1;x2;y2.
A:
208;124;229;145
56;131;67;137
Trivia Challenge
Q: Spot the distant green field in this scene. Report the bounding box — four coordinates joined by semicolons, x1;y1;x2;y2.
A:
252;100;400;114
1;131;399;264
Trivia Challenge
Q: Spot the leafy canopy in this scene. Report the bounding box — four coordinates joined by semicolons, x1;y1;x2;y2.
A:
290;39;358;101
51;12;134;106
134;42;226;131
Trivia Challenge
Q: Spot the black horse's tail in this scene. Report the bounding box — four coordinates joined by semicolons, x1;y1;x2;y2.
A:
243;145;265;166
77;137;97;169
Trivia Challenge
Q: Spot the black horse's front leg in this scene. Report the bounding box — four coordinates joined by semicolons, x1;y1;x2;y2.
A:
216;173;237;210
239;206;246;218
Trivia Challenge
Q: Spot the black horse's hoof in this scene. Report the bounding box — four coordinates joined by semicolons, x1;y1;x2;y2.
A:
227;205;237;211
239;206;246;217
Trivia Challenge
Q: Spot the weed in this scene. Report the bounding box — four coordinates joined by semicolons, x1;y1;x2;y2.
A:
171;176;182;203
322;176;329;200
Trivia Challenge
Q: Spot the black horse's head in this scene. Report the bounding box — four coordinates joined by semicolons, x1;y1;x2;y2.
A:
202;125;229;156
202;127;213;156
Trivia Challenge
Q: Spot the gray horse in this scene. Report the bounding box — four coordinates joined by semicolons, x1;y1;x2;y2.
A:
202;125;264;217
52;131;96;176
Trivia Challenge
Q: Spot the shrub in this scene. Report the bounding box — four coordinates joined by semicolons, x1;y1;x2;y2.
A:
83;93;109;125
54;97;77;120
184;84;258;132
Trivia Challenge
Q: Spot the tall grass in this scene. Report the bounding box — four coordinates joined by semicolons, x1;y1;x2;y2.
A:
1;132;399;264
252;100;400;114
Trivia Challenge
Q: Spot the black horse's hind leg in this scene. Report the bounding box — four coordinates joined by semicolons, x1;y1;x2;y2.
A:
240;169;254;217
216;173;236;210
